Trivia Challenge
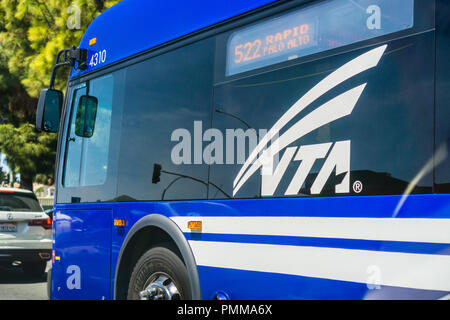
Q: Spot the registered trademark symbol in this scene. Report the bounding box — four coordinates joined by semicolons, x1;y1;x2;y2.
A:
353;180;363;193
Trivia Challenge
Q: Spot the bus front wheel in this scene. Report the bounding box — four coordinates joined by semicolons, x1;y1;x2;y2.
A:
127;246;191;300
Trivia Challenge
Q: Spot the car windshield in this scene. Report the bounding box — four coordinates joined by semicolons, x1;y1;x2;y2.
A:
0;192;43;212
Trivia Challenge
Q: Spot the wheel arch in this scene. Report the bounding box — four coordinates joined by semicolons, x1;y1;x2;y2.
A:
114;214;200;300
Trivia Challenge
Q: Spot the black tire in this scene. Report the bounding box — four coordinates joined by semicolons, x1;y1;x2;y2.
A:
127;246;191;300
22;261;47;277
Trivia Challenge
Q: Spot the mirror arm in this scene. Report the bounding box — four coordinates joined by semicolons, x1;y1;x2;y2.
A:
48;46;88;89
49;61;71;89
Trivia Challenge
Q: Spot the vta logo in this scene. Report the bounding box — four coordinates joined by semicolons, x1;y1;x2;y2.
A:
233;45;388;197
261;140;351;196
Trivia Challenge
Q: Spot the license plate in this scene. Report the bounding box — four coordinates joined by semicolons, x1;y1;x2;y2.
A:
0;223;17;232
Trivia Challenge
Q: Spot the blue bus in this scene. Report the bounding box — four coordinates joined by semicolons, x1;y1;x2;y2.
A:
36;0;450;300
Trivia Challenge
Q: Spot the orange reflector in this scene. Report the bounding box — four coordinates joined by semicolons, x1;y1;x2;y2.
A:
89;37;97;46
114;219;125;227
187;221;202;231
0;190;14;193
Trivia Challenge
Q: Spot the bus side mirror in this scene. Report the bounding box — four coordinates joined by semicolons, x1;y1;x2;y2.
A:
75;95;98;138
36;89;63;132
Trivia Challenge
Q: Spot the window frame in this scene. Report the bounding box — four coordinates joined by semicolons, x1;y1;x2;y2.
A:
57;71;125;204
61;83;87;188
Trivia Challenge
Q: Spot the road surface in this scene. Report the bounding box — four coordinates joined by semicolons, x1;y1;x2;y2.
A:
0;261;50;300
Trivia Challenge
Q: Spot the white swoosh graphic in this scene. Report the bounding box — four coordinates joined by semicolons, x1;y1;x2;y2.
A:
234;84;366;195
233;45;387;196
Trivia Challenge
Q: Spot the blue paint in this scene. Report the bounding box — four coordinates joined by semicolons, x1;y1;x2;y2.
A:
54;194;450;218
197;266;449;300
184;233;450;256
70;0;278;79
52;209;112;300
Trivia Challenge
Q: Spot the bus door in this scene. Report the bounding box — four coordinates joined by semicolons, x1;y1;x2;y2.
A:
52;209;112;300
52;74;121;299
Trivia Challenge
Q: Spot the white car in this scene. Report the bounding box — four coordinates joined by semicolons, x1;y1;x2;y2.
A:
0;187;52;276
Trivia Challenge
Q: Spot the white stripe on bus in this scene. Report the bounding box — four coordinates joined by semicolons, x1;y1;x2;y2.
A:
188;240;450;292
171;216;450;244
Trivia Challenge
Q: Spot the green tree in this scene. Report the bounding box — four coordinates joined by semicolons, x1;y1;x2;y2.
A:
0;123;57;190
0;0;120;98
0;0;121;190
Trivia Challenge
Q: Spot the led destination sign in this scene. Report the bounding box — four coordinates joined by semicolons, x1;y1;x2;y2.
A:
226;0;414;76
232;22;317;66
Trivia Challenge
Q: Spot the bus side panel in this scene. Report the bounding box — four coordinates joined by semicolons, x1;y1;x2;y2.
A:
52;209;112;300
179;195;450;300
109;195;450;300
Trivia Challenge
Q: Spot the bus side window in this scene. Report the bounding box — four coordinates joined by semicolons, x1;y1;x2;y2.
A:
63;74;114;188
115;38;214;201
435;0;450;193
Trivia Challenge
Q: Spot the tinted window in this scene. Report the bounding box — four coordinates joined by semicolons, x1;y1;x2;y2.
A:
58;71;125;203
435;0;450;193
63;75;114;187
210;23;435;199
0;193;42;212
227;0;414;76
115;38;214;201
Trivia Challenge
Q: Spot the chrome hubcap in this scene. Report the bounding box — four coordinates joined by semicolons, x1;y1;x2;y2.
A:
139;273;181;300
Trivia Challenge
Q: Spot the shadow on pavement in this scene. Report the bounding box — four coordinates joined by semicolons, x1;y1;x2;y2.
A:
0;264;48;284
